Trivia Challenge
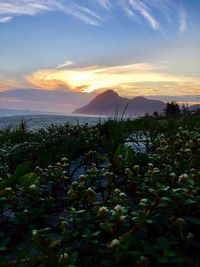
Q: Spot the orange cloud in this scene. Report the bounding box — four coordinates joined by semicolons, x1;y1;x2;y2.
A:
26;63;200;96
0;78;24;91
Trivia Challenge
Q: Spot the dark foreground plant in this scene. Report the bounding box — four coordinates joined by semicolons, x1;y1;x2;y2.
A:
0;114;200;266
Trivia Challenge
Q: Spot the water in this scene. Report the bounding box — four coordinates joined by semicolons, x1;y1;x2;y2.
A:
0;114;109;130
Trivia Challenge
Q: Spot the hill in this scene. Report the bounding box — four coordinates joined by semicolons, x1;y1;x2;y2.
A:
189;104;200;112
73;90;165;116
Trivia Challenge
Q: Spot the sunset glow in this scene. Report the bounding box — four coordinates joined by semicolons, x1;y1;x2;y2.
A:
0;0;200;112
26;63;200;96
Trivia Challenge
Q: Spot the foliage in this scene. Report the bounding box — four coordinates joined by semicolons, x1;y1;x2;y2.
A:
165;101;181;116
0;114;200;266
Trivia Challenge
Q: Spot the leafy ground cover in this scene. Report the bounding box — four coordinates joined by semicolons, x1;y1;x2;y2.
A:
0;114;200;266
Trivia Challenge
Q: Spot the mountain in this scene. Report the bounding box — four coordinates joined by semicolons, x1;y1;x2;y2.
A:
0;108;58;117
189;104;200;112
73;90;165;116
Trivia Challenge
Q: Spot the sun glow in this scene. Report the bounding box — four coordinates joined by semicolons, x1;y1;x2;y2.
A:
26;63;200;96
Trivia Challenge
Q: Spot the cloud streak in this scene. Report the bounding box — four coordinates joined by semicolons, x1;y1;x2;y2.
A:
0;88;97;112
129;0;160;30
57;60;75;69
0;0;102;25
0;16;12;23
179;9;187;34
0;78;26;91
96;0;111;10
25;62;200;96
0;0;188;33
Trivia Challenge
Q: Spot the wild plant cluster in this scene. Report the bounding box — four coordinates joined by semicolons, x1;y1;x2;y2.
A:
0;114;200;266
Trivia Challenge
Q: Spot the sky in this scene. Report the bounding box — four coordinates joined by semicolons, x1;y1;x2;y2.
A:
0;0;200;113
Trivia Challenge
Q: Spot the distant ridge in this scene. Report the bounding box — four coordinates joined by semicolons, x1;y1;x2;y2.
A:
73;90;165;116
0;108;61;117
189;104;200;111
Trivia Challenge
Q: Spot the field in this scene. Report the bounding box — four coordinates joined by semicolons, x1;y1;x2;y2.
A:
1;114;200;266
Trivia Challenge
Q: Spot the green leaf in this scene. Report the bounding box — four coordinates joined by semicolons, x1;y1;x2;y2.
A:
12;161;33;182
49;239;62;249
71;251;79;264
184;199;196;205
168;257;184;264
72;230;79;238
125;147;135;166
18;172;39;190
156;236;170;249
91;230;101;237
185;216;200;225
115;144;126;157
0;180;10;191
0;237;11;251
160;197;173;203
100;223;113;233
143;244;157;257
0;161;35;191
127;250;142;257
158;257;169;263
100;260;115;267
165;251;177;257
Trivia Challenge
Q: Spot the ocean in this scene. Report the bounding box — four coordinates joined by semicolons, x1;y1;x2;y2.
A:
0;114;109;130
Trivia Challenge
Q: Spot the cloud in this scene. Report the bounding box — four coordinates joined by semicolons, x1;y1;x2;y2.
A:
0;0;101;25
147;94;200;105
60;2;102;26
25;62;200;96
129;0;160;30
96;0;111;10
0;88;96;112
118;0;188;34
57;60;75;69
0;16;12;23
179;9;187;34
1;61;200;112
0;78;26;91
0;0;189;33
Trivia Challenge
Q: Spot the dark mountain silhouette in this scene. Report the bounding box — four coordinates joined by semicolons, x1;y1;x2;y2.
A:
189;104;200;112
73;90;165;116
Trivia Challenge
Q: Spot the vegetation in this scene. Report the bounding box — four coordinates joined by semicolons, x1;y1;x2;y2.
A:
1;113;200;266
164;101;181;116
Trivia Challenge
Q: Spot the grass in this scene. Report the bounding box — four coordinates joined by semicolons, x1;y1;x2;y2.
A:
0;113;200;266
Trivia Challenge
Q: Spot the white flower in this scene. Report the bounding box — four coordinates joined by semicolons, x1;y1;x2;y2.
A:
32;229;39;236
133;165;140;171
5;187;12;192
179;173;189;182
61;157;68;162
153;167;160;173
148;163;154;170
186;232;194;240
86;187;96;195
114;205;123;213
114;188;121;194
108;239;120;248
119;192;127;198
184;148;191;153
29;184;36;190
176;218;186;225
139;198;149;206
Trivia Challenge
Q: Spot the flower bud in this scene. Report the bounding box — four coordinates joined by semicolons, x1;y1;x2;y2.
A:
98;206;109;217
